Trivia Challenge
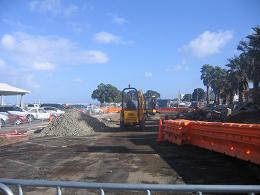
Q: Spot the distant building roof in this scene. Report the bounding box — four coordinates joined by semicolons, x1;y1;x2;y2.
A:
0;83;30;96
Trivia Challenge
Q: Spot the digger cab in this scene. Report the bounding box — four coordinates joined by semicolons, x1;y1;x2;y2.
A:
120;86;145;130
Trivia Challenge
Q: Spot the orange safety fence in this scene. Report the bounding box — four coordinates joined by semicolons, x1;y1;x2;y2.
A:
158;119;260;165
0;130;28;138
102;107;122;113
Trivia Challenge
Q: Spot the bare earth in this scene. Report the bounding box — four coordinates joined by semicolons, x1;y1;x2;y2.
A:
0;114;259;194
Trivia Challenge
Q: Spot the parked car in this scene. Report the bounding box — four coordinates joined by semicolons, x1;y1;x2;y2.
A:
94;107;103;114
26;103;40;109
0;113;8;127
85;106;103;114
40;103;65;110
0;105;28;116
63;104;72;109
42;106;65;116
8;114;28;125
27;108;50;121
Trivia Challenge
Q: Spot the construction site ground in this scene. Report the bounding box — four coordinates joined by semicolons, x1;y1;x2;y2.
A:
0;113;260;194
0;120;49;133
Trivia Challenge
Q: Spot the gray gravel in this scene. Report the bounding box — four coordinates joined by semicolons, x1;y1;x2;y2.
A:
39;111;106;136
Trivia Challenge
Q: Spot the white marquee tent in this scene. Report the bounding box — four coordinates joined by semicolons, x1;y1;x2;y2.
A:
0;83;30;107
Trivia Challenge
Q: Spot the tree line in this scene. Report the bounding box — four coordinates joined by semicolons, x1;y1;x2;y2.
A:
182;88;205;102
91;83;160;103
200;26;260;105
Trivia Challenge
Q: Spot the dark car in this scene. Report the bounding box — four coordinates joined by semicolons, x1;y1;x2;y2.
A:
40;103;65;110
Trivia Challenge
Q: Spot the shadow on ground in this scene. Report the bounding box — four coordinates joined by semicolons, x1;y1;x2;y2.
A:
68;113;260;184
127;131;260;185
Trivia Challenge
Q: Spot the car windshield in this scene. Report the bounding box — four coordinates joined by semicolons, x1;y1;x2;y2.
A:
39;109;46;113
44;107;56;111
12;107;23;112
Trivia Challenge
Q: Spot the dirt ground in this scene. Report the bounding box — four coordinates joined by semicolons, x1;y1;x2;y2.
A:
0;114;259;194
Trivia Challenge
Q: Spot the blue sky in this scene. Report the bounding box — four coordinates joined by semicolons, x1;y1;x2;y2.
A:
0;0;259;104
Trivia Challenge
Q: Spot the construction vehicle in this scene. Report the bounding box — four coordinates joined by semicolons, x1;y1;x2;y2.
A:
120;86;146;130
145;95;157;115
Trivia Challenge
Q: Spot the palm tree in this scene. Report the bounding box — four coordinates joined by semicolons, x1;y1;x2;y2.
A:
238;26;260;104
225;72;237;104
211;66;228;104
201;64;214;104
226;56;248;102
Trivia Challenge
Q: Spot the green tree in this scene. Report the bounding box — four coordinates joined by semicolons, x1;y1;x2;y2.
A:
182;94;192;102
238;26;260;104
211;66;228;104
201;64;214;104
192;88;205;101
226;55;248;102
221;71;237;104
144;90;160;99
91;83;121;103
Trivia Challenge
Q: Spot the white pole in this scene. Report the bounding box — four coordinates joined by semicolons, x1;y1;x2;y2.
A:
0;95;4;105
16;95;19;106
20;95;24;108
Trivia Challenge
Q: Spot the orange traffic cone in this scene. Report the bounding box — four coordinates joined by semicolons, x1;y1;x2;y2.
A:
157;119;164;142
49;114;53;126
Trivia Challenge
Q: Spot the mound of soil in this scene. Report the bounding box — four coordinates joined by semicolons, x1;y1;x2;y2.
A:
39;111;106;136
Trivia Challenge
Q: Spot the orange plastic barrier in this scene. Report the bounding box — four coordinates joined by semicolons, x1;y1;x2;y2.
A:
158;119;260;165
108;107;122;113
102;107;122;113
189;121;260;165
157;119;164;142
163;120;191;145
157;107;188;113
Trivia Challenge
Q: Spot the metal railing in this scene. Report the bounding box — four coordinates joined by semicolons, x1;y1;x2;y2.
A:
1;178;260;195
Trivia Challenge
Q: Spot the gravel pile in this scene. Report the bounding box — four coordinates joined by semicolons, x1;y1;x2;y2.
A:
39;111;106;136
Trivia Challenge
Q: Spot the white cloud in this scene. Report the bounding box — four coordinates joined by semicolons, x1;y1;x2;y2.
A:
25;74;40;88
93;32;121;44
33;61;56;71
2;19;32;30
112;17;128;25
165;60;189;73
72;77;82;83
0;32;109;71
0;60;40;89
182;30;233;58
0;58;6;68
69;22;84;33
76;50;108;64
165;64;183;73
29;0;78;16
1;34;16;50
144;72;152;78
63;4;78;16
